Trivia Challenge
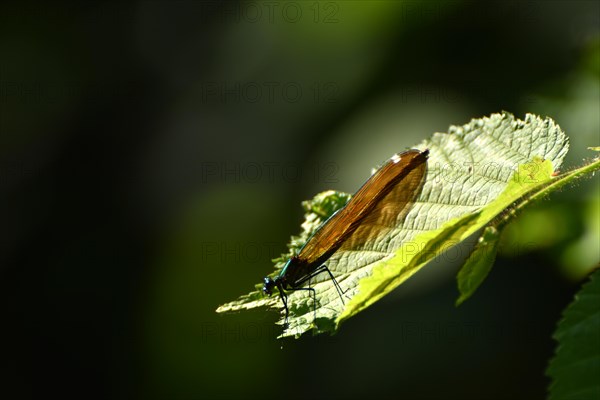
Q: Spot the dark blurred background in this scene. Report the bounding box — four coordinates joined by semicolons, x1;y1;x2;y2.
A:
1;1;598;399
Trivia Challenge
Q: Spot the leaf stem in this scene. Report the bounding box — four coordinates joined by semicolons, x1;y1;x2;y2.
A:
496;156;600;230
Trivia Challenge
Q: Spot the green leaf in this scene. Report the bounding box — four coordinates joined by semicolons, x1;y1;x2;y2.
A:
454;146;600;302
217;112;573;338
339;156;562;323
456;226;501;306
547;268;600;400
451;156;555;305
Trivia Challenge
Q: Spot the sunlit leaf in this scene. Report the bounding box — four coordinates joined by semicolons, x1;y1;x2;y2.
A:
217;112;572;338
456;226;501;306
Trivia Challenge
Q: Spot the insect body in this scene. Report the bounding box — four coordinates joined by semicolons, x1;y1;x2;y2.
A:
263;149;429;326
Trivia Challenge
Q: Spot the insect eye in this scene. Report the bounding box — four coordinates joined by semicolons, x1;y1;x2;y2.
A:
262;277;273;296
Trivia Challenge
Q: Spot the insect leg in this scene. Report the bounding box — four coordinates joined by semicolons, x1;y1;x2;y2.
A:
303;264;347;304
278;286;289;327
321;264;351;302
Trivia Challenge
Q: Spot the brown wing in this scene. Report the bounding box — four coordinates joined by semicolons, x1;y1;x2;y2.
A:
339;154;427;251
296;149;428;267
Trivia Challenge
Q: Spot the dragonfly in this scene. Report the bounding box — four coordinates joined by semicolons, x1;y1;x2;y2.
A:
263;149;429;328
